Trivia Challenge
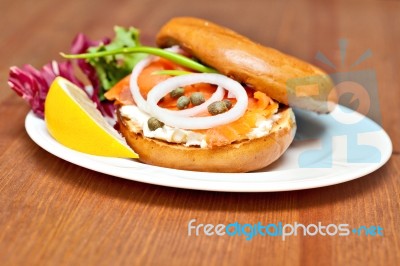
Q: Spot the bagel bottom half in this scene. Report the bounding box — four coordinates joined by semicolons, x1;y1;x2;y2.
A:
117;108;296;173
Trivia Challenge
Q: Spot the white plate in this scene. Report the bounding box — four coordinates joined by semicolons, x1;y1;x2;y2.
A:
25;106;392;192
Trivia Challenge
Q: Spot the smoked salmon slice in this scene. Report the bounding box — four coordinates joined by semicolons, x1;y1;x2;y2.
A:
105;59;279;148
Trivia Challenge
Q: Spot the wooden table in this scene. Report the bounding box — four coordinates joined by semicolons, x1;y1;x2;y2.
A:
1;0;399;265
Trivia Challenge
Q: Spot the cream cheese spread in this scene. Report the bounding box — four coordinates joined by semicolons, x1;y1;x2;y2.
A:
120;105;278;148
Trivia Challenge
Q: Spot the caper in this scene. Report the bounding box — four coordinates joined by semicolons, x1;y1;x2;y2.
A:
222;99;232;109
208;101;228;115
177;96;190;109
190;92;205;106
147;117;164;131
170;87;185;98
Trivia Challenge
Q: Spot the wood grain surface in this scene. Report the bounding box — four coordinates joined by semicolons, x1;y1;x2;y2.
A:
1;0;399;265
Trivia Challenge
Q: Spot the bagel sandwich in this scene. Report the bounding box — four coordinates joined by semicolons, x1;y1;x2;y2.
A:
105;17;335;173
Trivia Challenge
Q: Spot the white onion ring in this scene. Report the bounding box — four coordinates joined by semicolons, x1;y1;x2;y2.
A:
146;73;248;130
163;45;184;54
130;54;225;117
163;45;227;117
164;86;225;117
129;46;190;113
129;56;155;113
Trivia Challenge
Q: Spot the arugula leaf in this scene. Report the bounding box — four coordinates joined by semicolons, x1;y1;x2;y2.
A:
86;26;146;97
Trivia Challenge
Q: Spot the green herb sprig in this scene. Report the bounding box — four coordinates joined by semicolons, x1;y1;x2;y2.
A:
151;70;193;76
61;46;217;74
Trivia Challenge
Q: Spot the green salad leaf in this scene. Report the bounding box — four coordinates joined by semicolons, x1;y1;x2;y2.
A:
86;26;146;92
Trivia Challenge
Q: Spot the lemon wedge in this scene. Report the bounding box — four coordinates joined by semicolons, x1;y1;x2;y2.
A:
44;77;138;158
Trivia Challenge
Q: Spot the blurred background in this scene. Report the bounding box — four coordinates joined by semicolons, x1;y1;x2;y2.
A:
2;0;394;74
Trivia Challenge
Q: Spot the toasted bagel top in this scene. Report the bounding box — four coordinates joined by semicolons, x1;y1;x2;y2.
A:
156;17;336;113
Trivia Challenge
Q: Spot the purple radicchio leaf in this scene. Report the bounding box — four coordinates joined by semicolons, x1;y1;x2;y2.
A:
8;61;85;118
